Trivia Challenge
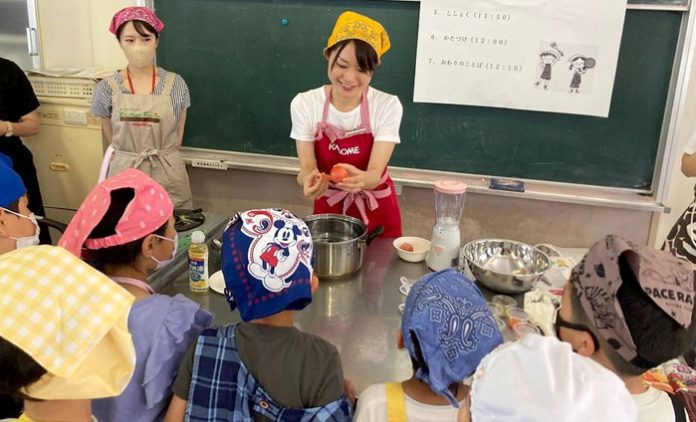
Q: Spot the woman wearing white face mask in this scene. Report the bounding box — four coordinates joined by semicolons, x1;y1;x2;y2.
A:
91;6;193;209
58;169;212;422
0;155;41;255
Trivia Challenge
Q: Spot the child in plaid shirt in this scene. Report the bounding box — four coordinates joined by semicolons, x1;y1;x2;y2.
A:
166;209;352;421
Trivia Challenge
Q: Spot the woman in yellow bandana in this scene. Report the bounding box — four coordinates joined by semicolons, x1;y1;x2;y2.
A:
291;11;404;238
0;245;135;422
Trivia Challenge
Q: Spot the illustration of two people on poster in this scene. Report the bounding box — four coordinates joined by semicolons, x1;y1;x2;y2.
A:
535;42;596;93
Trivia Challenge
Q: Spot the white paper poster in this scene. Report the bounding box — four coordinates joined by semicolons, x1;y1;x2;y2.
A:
413;0;628;117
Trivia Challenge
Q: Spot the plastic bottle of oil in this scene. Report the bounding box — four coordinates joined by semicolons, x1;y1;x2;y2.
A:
188;231;209;292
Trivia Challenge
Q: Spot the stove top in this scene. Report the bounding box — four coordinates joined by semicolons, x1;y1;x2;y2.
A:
174;208;205;232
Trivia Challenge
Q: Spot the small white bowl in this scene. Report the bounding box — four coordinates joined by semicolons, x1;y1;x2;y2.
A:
393;236;431;263
209;270;225;295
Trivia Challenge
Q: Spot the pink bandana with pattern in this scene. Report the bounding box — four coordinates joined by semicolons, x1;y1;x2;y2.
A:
109;7;164;35
59;168;173;257
571;234;694;365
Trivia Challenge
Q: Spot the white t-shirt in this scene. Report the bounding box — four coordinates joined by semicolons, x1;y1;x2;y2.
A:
633;386;689;422
290;86;402;143
684;131;696;155
354;383;463;422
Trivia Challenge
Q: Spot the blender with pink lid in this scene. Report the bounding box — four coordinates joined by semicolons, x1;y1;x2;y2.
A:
426;179;467;271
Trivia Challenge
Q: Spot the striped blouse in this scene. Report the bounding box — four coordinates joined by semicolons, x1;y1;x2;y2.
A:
91;67;191;122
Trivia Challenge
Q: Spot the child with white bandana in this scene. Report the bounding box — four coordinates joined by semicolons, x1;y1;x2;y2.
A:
461;334;639;421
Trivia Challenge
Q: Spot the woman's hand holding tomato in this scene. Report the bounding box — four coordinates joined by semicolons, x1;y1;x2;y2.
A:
332;163;377;193
329;164;349;183
304;164;383;197
303;169;330;199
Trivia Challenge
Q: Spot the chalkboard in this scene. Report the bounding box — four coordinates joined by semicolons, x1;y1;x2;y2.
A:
156;0;682;190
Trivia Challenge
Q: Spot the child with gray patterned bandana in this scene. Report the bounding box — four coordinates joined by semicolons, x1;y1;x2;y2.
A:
556;234;696;422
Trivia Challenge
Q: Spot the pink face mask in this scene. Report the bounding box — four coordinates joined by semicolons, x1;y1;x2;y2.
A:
59;168;173;257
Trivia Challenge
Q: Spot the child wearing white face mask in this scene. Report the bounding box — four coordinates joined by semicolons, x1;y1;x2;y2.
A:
0;156;41;255
0;153;43;418
58;169;213;422
91;6;193;209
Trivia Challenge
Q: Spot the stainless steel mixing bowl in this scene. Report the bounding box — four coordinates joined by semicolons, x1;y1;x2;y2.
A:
461;239;550;294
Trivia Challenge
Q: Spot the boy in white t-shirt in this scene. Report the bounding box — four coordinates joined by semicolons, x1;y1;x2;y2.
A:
557;234;695;422
355;269;503;422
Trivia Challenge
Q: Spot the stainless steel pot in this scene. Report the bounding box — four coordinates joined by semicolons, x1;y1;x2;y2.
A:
304;214;383;279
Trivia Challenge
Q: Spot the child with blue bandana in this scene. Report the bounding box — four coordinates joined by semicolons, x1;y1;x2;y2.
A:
0;154;42;256
355;269;503;422
0;156;56;418
166;208;352;421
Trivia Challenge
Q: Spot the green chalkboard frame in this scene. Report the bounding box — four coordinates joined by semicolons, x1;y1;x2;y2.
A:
156;0;684;190
627;0;688;7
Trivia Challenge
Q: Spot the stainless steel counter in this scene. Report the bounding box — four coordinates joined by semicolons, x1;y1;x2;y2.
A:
159;238;432;393
158;235;530;394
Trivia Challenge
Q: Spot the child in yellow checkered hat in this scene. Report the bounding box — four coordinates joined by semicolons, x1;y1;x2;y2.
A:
0;245;136;422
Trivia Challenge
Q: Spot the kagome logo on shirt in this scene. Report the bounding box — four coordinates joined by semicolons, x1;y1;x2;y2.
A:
240;209;313;292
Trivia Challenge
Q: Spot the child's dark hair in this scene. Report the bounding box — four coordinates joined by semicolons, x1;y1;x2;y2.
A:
87;188;168;267
0;337;47;395
116;20;159;40
570;57;587;70
1;199;19;213
569;253;696;376
326;39;379;73
408;331;462;398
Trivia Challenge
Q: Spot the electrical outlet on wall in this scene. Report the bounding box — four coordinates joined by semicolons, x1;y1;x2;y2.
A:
191;159;228;170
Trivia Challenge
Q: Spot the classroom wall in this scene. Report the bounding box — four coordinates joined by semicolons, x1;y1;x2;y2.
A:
37;0;131;70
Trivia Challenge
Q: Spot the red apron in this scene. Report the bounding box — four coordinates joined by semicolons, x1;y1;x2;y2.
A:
313;88;402;238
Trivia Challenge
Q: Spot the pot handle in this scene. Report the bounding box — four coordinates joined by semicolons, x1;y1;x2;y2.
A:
366;225;384;246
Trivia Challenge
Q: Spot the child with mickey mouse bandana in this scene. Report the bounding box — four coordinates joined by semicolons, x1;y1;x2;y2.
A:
166;209;352;421
556;234;696;422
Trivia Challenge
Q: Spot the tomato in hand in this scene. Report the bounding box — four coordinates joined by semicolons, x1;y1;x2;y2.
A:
330;165;349;183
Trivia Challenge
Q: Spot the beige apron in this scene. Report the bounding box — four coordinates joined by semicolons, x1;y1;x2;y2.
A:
106;71;192;209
